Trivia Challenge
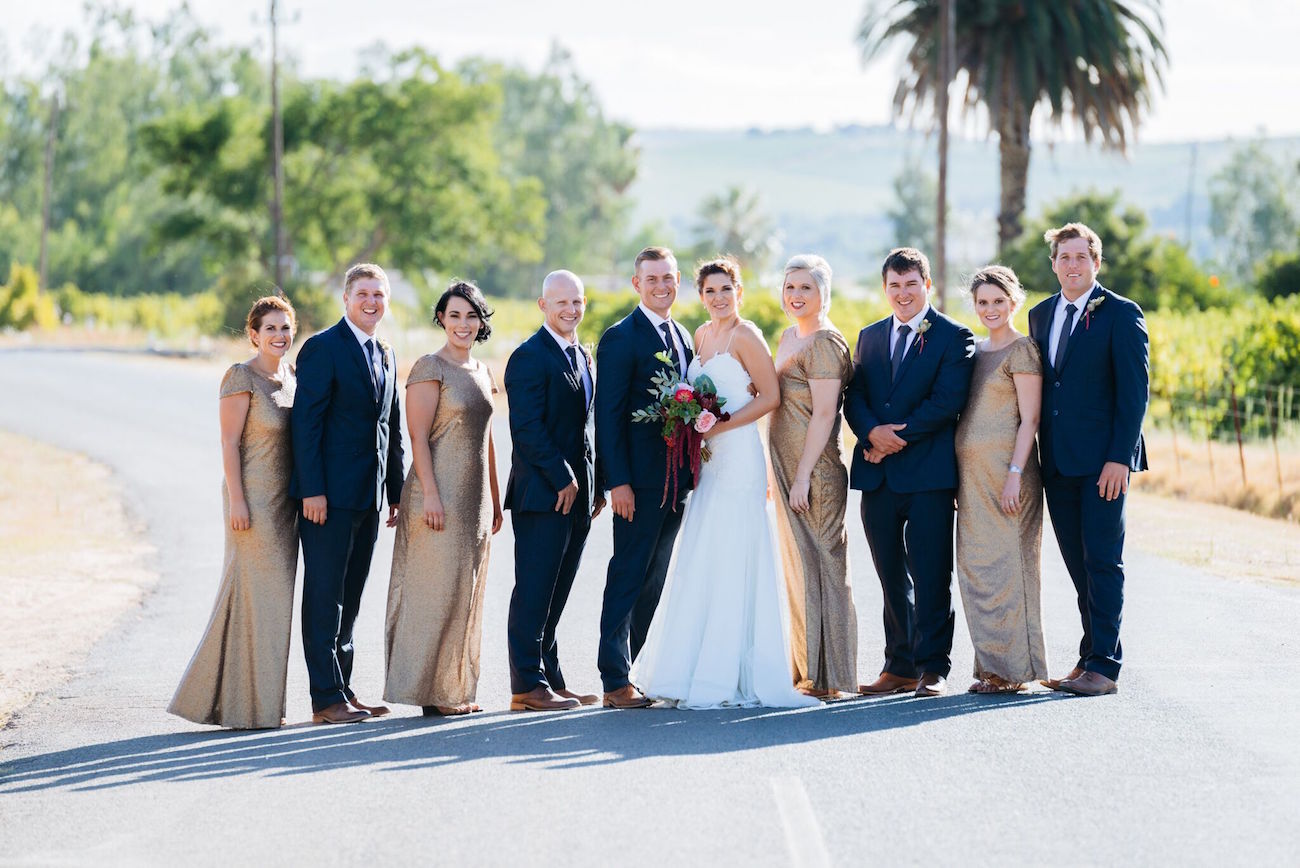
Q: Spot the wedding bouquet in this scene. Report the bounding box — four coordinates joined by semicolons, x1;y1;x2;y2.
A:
631;350;730;506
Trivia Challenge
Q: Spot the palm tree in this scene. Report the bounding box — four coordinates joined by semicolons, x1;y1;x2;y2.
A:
692;185;783;274
858;0;1168;253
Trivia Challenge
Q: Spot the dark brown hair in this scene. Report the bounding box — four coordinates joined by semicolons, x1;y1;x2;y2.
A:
881;247;931;284
434;280;494;343
695;255;743;293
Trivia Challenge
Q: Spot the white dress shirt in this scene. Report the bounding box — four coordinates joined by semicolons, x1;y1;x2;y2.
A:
1048;284;1097;365
343;315;384;392
889;303;933;358
638;303;689;376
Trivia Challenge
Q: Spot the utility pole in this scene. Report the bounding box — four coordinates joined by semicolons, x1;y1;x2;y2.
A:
270;0;286;292
935;0;954;311
39;93;59;294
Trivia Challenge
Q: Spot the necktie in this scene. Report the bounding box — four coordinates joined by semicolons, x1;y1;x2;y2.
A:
364;339;380;400
891;324;912;381
1054;303;1077;373
659;321;682;377
566;345;592;406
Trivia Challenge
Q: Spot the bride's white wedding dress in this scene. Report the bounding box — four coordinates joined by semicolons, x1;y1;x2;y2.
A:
631;351;819;709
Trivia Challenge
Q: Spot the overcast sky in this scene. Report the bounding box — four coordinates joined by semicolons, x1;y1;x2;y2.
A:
5;0;1298;142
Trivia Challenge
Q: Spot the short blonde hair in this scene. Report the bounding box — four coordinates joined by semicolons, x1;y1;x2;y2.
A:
783;254;832;312
344;262;390;294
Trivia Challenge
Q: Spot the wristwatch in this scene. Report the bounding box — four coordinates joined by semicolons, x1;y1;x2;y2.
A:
1008;464;1023;474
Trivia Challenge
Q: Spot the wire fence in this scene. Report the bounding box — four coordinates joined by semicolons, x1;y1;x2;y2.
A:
1150;380;1299;495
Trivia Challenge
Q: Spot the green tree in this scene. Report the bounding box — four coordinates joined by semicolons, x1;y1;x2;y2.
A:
1257;250;1300;300
1208;141;1299;285
459;45;638;295
1001;189;1225;310
858;0;1168;253
143;50;547;327
884;156;943;254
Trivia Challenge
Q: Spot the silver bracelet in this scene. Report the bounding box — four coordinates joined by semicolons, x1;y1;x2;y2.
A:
1008;464;1023;475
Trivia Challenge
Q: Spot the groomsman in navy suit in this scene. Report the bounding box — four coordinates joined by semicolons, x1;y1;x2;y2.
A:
844;248;975;698
291;263;405;724
1028;223;1149;697
595;246;695;709
503;270;606;712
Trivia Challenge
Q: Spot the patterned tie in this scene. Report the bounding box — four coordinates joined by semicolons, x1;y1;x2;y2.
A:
1054;303;1077;373
659;321;682;378
364;338;381;401
891;324;912;381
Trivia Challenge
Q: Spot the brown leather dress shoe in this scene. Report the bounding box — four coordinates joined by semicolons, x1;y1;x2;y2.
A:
348;696;390;717
859;673;920;695
555;688;600;706
312;702;370;725
914;673;947;697
603;685;653;709
1057;671;1118;696
1041;667;1085;691
510;687;581;712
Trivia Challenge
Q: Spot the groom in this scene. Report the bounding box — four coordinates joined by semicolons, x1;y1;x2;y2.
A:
1029;222;1149;697
291;263;405;724
594;246;694;709
844;247;975;698
504;270;605;712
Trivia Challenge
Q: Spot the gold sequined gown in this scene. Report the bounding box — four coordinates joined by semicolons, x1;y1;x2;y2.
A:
955;336;1049;683
384;354;496;707
169;361;298;729
769;328;858;693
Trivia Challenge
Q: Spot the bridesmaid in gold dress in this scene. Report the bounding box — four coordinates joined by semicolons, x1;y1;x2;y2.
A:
170;296;298;729
384;281;503;716
770;254;858;699
954;266;1049;693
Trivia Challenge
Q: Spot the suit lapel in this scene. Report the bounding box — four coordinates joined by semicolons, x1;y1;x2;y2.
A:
336;319;377;402
535;328;586;408
1031;296;1057;361
865;318;892;388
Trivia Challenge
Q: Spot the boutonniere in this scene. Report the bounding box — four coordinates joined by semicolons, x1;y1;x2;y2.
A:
1083;295;1105;329
915;318;932;353
378;339;393;368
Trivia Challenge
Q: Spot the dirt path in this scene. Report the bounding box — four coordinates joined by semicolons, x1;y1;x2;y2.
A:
0;430;156;728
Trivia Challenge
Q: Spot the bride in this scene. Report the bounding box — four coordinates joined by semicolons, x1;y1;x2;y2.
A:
632;257;819;709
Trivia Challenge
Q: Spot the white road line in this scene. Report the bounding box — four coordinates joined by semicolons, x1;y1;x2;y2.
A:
771;776;833;868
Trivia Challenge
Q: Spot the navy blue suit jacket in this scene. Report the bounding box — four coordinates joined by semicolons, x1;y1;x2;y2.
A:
290;318;404;511
503;328;603;515
843;307;976;494
1028;284;1149;478
594;307;695;493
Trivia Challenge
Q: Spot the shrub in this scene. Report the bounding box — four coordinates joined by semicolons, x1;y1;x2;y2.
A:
0;263;60;330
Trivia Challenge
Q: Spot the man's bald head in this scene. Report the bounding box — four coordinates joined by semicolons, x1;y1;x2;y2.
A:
539;269;586;341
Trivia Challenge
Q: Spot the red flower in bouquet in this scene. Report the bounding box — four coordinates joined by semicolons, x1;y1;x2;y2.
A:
631;351;731;507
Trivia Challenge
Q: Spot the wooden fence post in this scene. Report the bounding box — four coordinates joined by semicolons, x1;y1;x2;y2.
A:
1200;386;1216;487
1229;378;1247;487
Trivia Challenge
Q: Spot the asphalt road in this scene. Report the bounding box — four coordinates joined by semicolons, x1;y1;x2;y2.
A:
1;348;1297;866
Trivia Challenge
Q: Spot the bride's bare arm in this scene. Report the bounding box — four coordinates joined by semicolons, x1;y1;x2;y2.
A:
704;323;778;437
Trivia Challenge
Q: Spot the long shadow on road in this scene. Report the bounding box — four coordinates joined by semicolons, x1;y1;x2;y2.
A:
0;692;1064;792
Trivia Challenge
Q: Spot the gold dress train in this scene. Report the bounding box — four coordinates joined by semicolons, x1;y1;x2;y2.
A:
769;328;858;693
169;361;298;729
954;336;1049;683
384;354;496;708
